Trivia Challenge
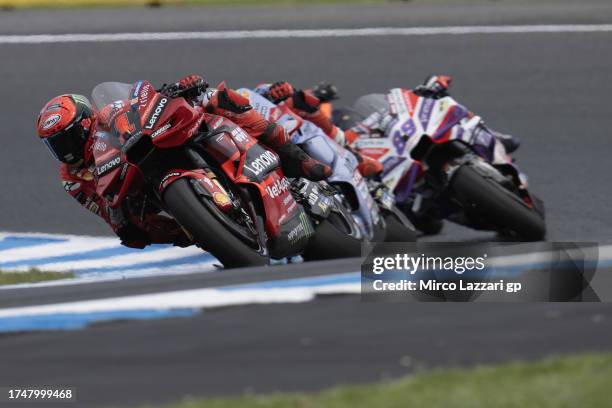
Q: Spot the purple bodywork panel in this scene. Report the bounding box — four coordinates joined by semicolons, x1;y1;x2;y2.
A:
432;104;469;140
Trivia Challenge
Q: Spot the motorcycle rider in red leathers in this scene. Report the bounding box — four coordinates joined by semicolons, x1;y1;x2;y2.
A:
254;81;385;178
36;74;331;249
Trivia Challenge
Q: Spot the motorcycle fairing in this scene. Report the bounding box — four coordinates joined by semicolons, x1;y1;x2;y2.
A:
91;82;311;252
240;87;379;240
353;88;523;200
139;96;204;148
297;121;379;238
158;169;233;213
201;114;310;244
92;130;142;205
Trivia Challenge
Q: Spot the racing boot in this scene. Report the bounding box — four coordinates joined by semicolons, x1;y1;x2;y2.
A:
346;145;384;179
492;130;520;154
276;143;331;181
206;83;331;181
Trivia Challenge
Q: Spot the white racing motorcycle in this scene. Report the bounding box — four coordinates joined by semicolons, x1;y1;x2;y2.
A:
237;87;417;257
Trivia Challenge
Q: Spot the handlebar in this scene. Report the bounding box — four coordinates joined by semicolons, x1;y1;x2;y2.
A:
157;82;209;100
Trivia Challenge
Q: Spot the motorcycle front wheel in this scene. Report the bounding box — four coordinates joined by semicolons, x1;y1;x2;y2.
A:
451;164;546;241
382;208;418;242
163;178;269;268
301;213;362;261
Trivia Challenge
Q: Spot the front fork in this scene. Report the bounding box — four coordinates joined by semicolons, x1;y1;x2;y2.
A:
291;178;363;240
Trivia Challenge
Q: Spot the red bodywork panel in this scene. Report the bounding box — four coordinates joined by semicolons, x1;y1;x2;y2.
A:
92;83;299;240
159;169;233;213
201;115;298;238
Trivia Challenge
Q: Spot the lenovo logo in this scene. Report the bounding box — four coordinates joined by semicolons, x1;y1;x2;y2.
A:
244;150;279;177
96;156;121;176
144;97;168;130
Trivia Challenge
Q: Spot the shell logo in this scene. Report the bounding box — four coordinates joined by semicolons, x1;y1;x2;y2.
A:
213;192;231;207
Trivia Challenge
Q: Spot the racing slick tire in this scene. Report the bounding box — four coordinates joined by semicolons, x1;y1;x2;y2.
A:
451;164;546;241
383;209;418;242
163;178;269;268
302;217;362;261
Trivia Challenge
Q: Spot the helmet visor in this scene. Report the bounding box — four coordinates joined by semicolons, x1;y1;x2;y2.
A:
42;123;86;164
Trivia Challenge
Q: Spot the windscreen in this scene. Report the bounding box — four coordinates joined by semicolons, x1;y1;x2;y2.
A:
91;82;133;111
353;93;388;118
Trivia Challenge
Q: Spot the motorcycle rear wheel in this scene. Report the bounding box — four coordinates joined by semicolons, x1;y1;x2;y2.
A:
163;179;269;268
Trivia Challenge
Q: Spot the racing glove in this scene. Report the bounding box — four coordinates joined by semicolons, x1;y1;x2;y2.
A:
159;74;208;103
141;214;193;248
290;89;320;114
311;82;339;103
414;75;452;99
117;223;151;249
268;81;295;103
179;74;207;92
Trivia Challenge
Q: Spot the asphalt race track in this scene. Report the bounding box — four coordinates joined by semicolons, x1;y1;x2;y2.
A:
1;2;612;407
2;297;612;407
1;1;611;242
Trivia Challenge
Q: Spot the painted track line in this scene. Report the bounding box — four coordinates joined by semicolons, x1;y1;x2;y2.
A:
1;244;610;332
0;24;611;44
0;232;218;281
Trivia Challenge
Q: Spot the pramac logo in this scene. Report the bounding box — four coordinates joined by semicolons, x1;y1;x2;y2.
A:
42;114;62;130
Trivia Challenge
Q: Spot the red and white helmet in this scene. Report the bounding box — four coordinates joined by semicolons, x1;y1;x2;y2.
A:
36;94;96;165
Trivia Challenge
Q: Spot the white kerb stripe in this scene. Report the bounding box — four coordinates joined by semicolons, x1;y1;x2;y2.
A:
31;246;210;272
0;283;361;318
0;237;119;263
0;25;611;44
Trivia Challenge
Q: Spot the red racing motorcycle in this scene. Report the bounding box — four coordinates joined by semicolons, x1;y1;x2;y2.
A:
90;81;360;268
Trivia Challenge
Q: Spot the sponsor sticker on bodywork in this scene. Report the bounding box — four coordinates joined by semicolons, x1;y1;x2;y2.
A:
151;122;172;138
144;97;169;130
42;114;61;130
96;156;121;176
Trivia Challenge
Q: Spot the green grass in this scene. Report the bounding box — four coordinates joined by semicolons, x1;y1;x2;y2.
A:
0;268;74;285
145;353;612;408
0;0;561;9
0;0;391;9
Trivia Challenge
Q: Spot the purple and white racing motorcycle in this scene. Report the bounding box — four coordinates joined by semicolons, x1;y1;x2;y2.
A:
334;87;546;241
